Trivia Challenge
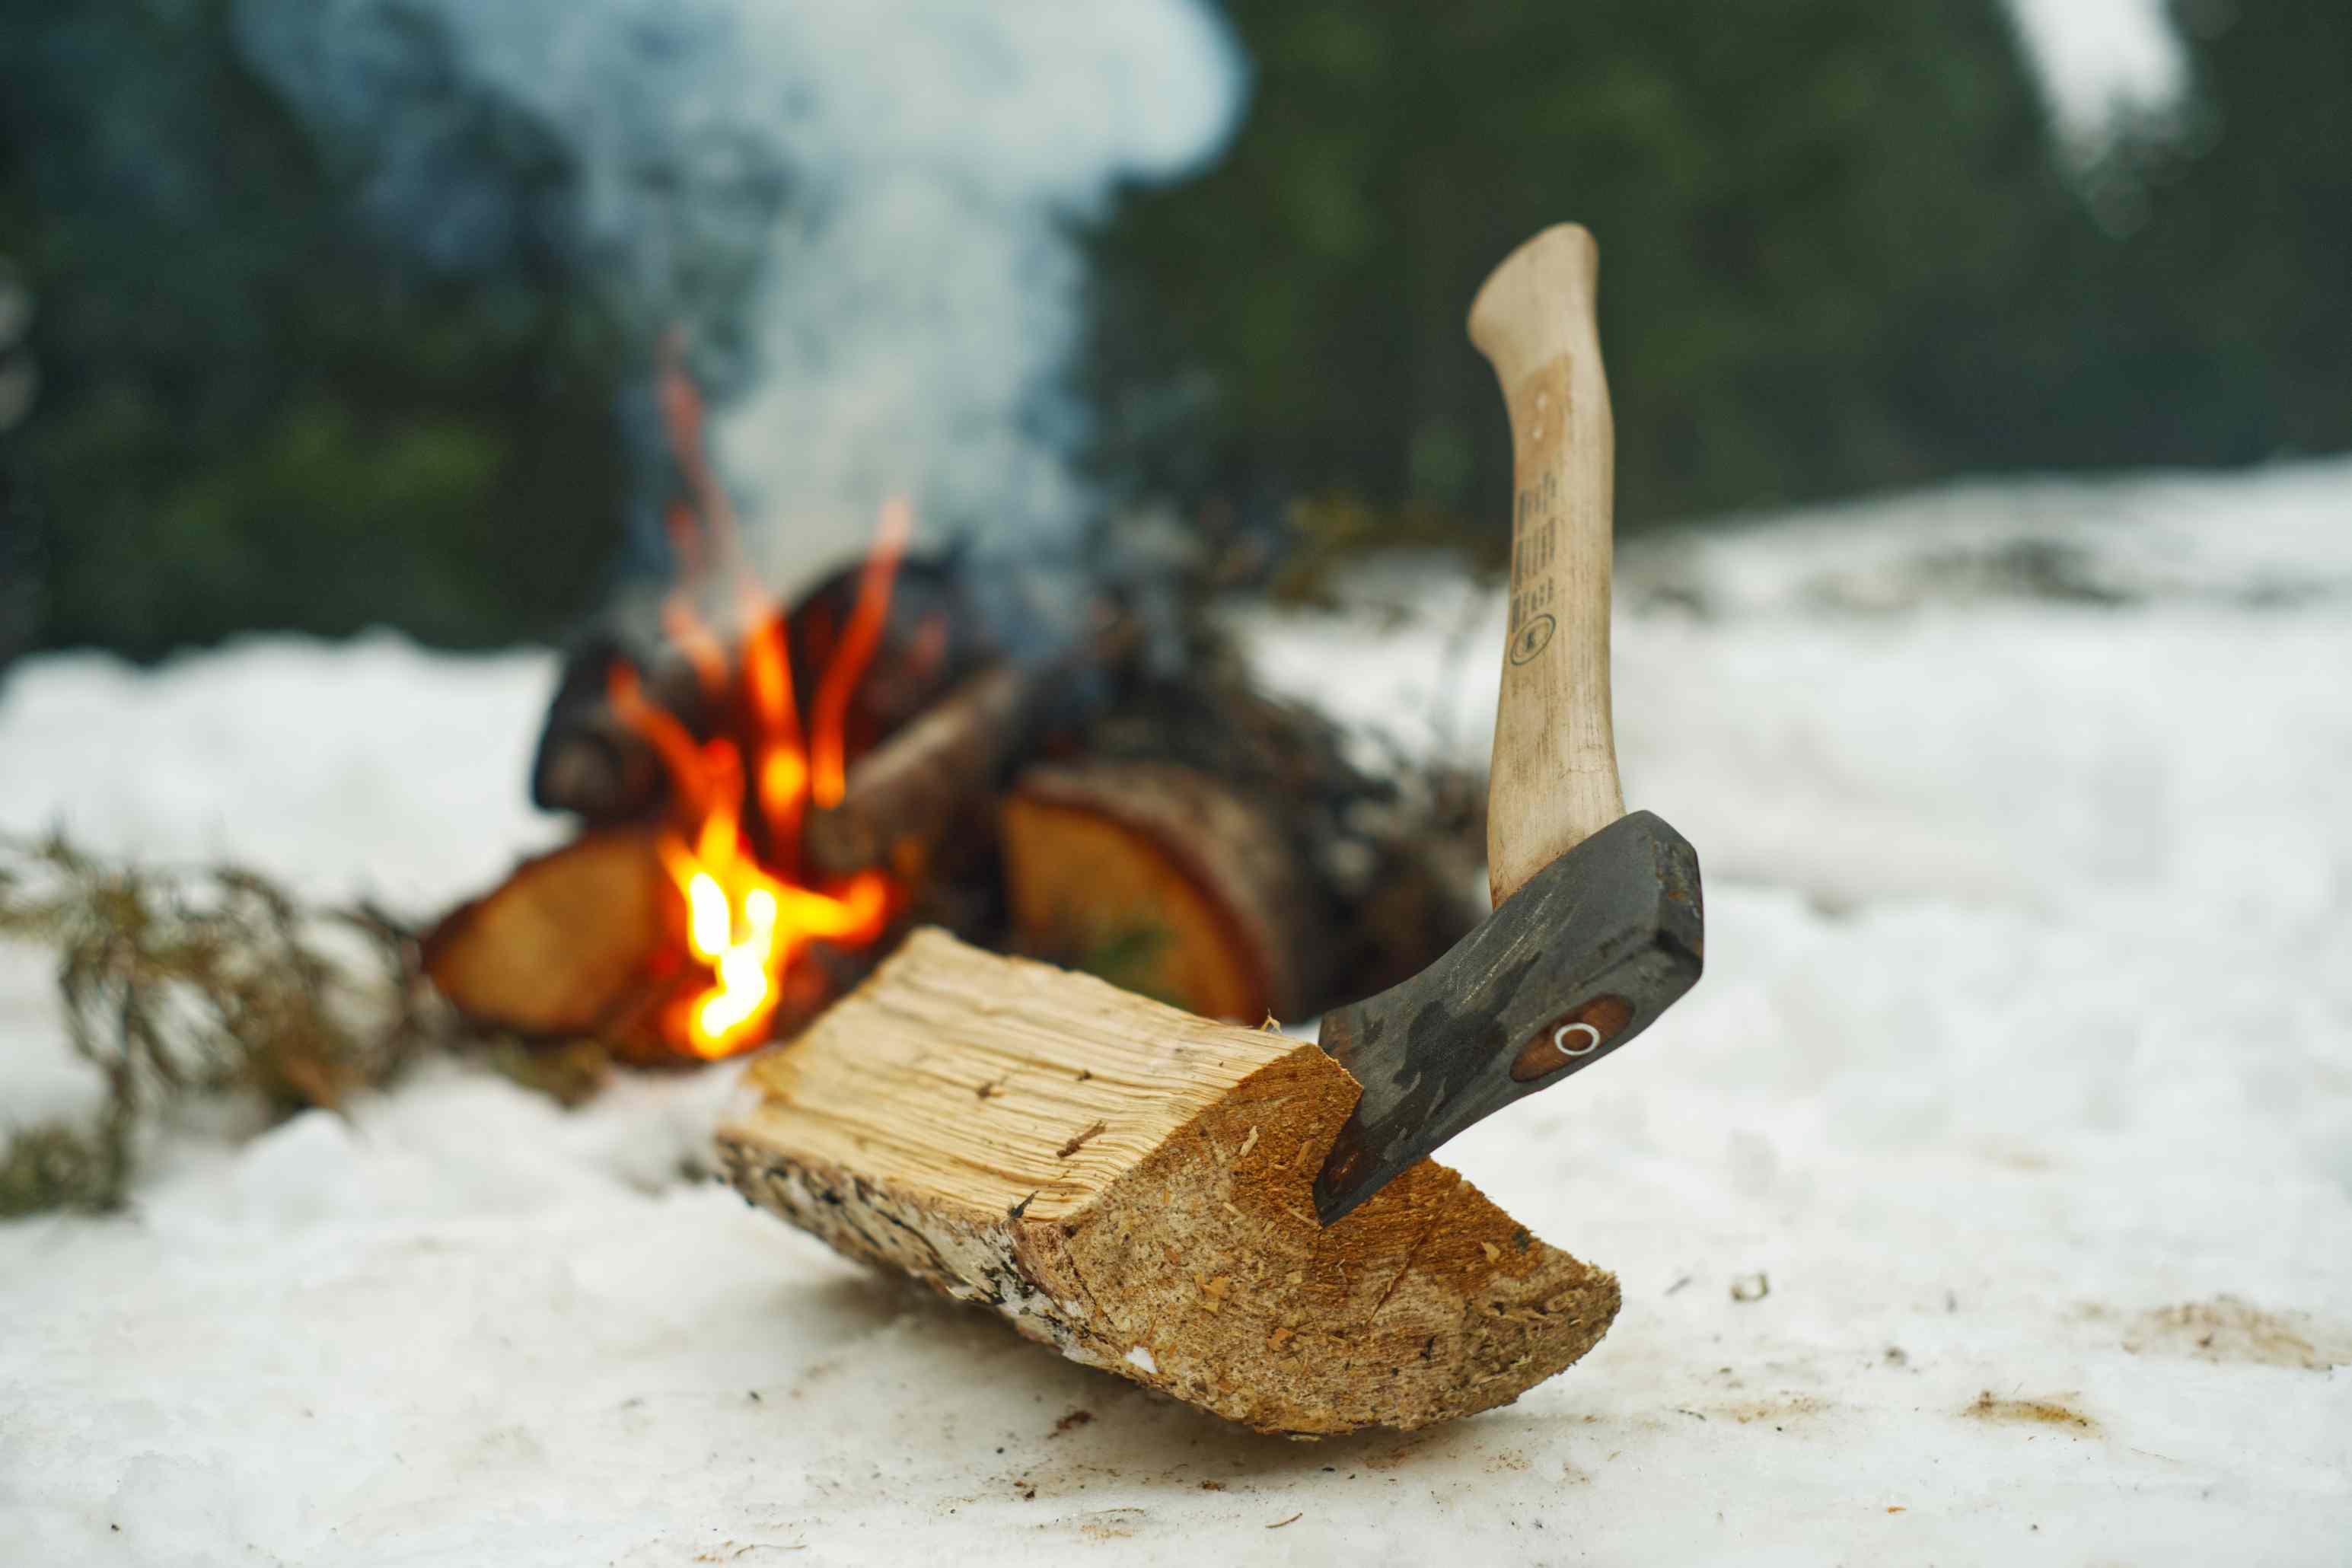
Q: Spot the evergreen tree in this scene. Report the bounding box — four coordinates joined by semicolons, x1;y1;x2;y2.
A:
2101;0;2352;464
1084;0;2091;551
0;0;629;659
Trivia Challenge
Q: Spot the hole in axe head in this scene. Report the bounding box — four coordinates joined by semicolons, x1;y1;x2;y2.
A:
1511;993;1634;1082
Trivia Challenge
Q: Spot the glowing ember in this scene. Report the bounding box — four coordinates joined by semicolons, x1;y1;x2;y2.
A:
607;502;907;1059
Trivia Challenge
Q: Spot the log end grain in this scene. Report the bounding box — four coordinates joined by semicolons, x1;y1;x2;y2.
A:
422;829;668;1038
1000;760;1325;1025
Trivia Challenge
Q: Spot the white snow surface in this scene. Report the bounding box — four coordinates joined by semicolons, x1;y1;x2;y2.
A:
5;462;2350;1563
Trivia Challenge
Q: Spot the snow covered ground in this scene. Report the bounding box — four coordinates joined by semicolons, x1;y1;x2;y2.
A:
5;461;2349;1564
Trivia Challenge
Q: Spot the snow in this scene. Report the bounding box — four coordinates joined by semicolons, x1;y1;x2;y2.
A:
5;461;2350;1563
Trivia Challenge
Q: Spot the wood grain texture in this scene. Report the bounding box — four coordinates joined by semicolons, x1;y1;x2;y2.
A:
1468;223;1625;907
716;928;1619;1434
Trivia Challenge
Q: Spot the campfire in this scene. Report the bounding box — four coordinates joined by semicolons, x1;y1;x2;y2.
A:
422;341;1491;1067
602;508;907;1059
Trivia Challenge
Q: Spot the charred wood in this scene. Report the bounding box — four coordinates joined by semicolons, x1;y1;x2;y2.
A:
800;664;1031;880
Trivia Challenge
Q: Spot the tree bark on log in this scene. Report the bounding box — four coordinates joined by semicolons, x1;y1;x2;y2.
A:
716;928;1620;1435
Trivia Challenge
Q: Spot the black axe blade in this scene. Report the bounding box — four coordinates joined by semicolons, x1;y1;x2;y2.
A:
1311;810;1703;1225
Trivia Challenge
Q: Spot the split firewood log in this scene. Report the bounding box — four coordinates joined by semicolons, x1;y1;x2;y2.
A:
421;829;670;1039
718;928;1619;1435
999;760;1329;1024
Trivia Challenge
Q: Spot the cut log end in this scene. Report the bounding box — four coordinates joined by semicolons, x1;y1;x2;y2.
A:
421;829;669;1039
717;927;1619;1435
1000;760;1327;1025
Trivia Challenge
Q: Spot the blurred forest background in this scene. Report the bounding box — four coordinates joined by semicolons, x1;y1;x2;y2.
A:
2;0;2346;664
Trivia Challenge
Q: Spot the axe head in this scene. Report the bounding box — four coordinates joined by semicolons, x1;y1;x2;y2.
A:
1311;810;1703;1224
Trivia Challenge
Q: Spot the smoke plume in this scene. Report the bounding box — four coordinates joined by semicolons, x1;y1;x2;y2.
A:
237;0;1245;588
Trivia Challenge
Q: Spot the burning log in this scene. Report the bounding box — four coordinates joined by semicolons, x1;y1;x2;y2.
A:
802;611;1144;881
718;929;1619;1436
445;508;927;1063
421;830;670;1038
529;636;709;825
419;830;900;1065
999;760;1327;1023
531;556;995;827
800;663;1034;881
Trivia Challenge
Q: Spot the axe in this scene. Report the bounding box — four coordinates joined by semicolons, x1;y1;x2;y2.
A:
1312;224;1705;1223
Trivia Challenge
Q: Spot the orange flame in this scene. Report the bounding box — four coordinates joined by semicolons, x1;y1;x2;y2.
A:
608;662;709;813
607;499;908;1058
810;496;910;808
661;594;732;706
655;329;747;585
742;609;808;863
646;737;889;1056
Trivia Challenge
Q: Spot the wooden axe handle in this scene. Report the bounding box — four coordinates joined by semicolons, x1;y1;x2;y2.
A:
1468;223;1625;909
